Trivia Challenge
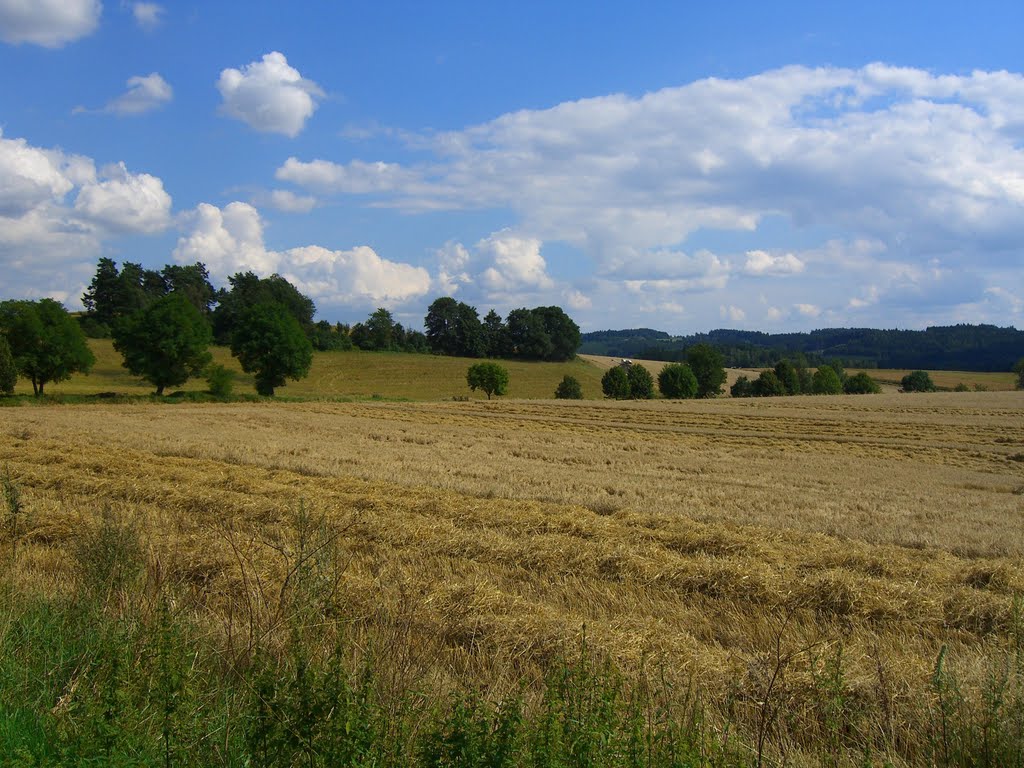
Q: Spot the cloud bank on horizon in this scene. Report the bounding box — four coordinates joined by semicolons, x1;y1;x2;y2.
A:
0;2;1021;333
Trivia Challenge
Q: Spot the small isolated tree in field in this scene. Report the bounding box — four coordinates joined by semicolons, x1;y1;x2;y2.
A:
554;375;583;400
112;293;212;396
231;303;313;396
626;363;655;399
601;366;630;399
1012;358;1024;390
466;362;509;399
812;365;843;395
900;370;936;393
0;299;94;396
0;335;16;395
844;372;881;394
658;362;698;399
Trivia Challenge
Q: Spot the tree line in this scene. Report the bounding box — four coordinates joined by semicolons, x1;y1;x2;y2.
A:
581;325;1024;372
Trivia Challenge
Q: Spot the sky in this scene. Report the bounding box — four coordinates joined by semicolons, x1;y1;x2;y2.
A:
1;1;1022;334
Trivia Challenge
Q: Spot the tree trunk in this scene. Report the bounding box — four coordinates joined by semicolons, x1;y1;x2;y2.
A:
156;384;165;396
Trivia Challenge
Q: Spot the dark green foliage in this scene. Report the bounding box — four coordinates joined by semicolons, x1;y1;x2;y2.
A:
554;375;583;400
658;362;698;399
213;271;316;345
230;303;314;396
482;309;507;357
812;366;843;395
601;366;631;399
531;306;580;362
311;320;353;351
425;297;486;357
730;375;754;398
580;324;1024;372
626;363;655;399
752;370;786;397
466;362;509;399
0;335;15;395
1012;358;1024;389
773;360;801;395
843;372;881;394
81;258;165;326
826;361;847;383
686;344;726;398
0;299;95;396
901;370;937;392
160;263;216;317
112;293;212;396
504;308;555;361
351;309;428;353
205;364;234;398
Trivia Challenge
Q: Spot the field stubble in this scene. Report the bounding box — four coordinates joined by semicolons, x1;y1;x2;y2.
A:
2;392;1023;762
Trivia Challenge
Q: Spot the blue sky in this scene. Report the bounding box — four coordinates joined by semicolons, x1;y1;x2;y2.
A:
1;2;1022;334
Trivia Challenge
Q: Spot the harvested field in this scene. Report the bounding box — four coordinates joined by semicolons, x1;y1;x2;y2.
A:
2;392;1022;763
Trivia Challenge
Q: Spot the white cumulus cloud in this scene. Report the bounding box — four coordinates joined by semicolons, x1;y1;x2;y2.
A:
476;231;553;293
743;250;805;276
217;52;323;137
0;0;100;47
267;189;316;213
101;72;172;115
276;157;419;194
74;162;171;233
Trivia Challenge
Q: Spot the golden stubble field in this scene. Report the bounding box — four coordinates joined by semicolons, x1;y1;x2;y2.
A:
2;391;1023;753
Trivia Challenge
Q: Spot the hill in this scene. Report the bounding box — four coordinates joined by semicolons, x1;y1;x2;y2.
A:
581;324;1024;372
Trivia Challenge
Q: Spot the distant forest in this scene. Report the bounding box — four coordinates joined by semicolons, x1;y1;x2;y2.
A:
579;325;1024;372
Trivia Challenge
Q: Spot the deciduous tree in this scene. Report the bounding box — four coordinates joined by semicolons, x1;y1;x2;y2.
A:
626;363;655;399
658;362;698;399
0;299;95;396
0;335;16;395
900;370;936;392
466;362;509;399
112;293;212;396
554;375;583;399
686;344;726;398
811;366;843;395
601;366;630;399
230;303;313;396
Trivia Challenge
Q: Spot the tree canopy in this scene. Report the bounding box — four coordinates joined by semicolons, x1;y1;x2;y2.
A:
0;299;95;396
900;370;936;393
658;362;698;399
466;362;509;399
0;335;16;395
112;293;212;396
424;298;486;357
230;303;313;396
554;375;583;400
213;272;316;345
82;259;214;332
686;344;726;398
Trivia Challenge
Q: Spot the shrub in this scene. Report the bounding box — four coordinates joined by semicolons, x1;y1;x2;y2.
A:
466;362;509;400
900;370;936;392
752;370;786;397
812;366;843;395
954;382;970;392
843;372;881;394
626;364;655;399
601;366;630;399
205;364;234;398
658;363;698;399
554;375;583;400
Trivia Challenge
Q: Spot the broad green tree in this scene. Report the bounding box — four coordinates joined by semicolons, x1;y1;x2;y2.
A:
686;343;726;398
774;360;801;395
626;363;655;399
658;362;698;399
811;366;843;395
213;272;316;344
0;299;95;396
554;375;583;399
0;335;16;394
730;375;754;398
844;372;881;394
466;362;509;399
601;366;630;399
112;293;212;396
752;370;786;397
230;303;313;396
425;297;485;357
900;370;936;393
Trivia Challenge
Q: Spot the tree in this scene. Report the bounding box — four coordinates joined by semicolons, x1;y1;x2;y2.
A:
213;272;316;344
601;366;630;399
363;308;396;351
81;258;164;328
0;335;16;395
752;370;786;397
112;293;212;396
482;310;506;357
0;299;95;396
230;303;313;396
505;308;554;360
686;344;726;398
730;375;754;398
466;362;509;400
811;366;843;395
626;363;655;399
160;263;215;317
425;298;485;357
1011;358;1024;389
532;306;580;362
658;363;698;399
554;375;583;400
773;360;801;395
900;370;936;393
843;372;881;394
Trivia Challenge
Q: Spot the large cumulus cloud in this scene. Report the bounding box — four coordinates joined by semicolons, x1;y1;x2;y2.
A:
217;52;323;137
0;0;100;47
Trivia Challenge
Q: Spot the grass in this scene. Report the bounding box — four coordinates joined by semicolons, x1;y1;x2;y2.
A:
1;392;1023;763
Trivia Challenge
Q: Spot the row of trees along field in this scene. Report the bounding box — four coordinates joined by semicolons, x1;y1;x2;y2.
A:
601;344;727;400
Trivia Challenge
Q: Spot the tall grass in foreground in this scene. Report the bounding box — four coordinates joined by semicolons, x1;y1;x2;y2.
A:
0;492;1022;766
